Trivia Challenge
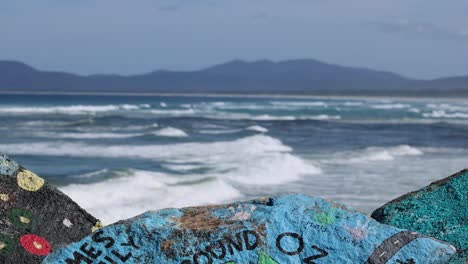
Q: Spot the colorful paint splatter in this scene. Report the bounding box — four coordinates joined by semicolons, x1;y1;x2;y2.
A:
0;154;100;263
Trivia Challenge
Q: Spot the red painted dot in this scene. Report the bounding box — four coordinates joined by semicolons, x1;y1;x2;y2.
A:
19;234;51;256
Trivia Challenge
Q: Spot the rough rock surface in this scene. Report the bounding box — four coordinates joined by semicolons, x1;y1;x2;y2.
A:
372;169;467;264
43;194;455;264
0;154;101;264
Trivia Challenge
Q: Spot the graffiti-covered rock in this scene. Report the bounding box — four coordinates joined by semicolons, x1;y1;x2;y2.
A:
372;169;467;263
0;154;101;264
43;194;455;264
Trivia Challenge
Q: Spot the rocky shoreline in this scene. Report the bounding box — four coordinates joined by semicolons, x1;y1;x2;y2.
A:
1;154;466;263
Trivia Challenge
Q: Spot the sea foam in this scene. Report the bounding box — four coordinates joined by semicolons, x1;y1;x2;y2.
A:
349;145;423;162
1;135;320;186
0;104;148;115
151;127;188;137
60;170;241;223
423;110;468;119
246;125;269;133
44;135;322;222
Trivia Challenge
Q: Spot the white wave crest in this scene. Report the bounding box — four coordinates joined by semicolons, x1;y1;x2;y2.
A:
46;135;322;222
70;169;110;179
343;102;364;106
348;145;423;162
149;109;195;115
211;102;226;107
246;125;268;133
427;103;468;112
21;120;70;126
198;129;242;135
152;127;188;137
0;104;148;115
33;132;141;139
371;104;411;109
1;135;321;186
307;115;341;120
208;113;340;121
162;164;205;171
270;101;328;107
60;170;241;223
422;110;468;119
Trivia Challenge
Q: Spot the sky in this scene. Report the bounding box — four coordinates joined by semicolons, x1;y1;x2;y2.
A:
1;0;468;79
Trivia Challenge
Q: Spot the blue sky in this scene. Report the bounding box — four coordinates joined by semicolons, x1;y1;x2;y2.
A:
1;0;467;79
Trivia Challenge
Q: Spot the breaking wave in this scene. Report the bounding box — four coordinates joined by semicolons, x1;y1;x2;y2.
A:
422;110;468;119
323;145;424;164
246;125;268;133
60;169;241;223
0;104;149;115
1;135;321;185
151;127;188;137
270;101;328;107
31;135;323;222
349;145;423;162
33;132;141;139
371;104;411;109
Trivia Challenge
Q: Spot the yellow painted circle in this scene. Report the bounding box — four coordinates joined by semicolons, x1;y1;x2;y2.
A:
92;221;104;232
0;193;9;201
17;170;45;192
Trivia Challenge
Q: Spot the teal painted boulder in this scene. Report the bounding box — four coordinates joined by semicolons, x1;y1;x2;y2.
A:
372;169;467;263
43;194;455;264
0;154;101;264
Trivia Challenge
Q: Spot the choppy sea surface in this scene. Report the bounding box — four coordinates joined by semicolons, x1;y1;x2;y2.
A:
1;94;467;223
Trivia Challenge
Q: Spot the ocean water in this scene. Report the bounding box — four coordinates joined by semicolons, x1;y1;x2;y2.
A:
1;94;467;223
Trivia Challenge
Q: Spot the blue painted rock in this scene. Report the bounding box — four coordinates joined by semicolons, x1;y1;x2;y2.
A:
372;169;467;264
43;194;455;264
0;154;102;264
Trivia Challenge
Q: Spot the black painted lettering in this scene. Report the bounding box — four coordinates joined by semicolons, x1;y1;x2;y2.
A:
397;259;415;264
205;240;226;259
303;245;328;264
112;249;132;262
193;251;213;264
242;230;259;250
276;232;304;256
80;243;102;259
92;230;115;249
103;256;118;264
224;233;243;255
65;251;93;264
121;236;139;250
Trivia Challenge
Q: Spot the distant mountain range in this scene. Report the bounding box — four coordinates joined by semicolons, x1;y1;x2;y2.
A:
0;59;467;96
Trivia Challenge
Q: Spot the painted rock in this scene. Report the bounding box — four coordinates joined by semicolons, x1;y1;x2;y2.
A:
0;154;102;264
372;169;467;263
43;194;455;264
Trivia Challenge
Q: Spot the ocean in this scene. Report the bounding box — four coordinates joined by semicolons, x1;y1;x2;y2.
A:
1;94;467;224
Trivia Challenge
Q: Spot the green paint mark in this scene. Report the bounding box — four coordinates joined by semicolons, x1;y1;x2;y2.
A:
0;234;13;256
314;209;336;226
258;251;279;264
8;208;37;231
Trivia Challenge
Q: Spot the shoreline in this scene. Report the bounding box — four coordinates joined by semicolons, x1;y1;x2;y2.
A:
0;90;466;102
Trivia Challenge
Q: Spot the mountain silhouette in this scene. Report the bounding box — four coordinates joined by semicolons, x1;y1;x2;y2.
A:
0;59;467;96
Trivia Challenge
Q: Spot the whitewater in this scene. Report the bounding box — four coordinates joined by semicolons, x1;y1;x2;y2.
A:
1;94;467;223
